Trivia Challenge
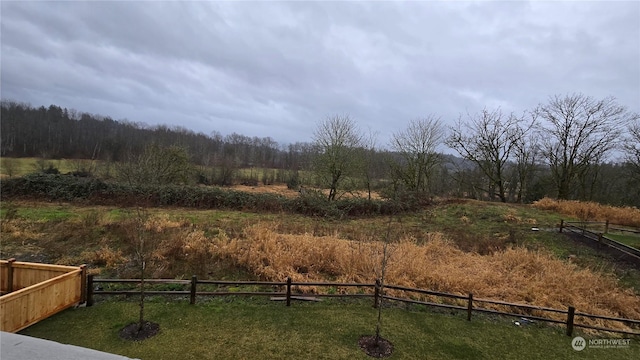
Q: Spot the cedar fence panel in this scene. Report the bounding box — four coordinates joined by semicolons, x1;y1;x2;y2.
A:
1;268;83;332
1;260;86;333
10;262;79;290
0;259;15;293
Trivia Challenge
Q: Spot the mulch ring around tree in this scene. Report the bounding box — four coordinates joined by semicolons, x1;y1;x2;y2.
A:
359;335;394;358
119;321;160;341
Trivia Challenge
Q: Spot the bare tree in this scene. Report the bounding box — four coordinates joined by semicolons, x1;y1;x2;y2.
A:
624;121;640;180
510;129;540;203
536;94;638;200
118;209;160;340
117;144;193;186
375;216;394;343
133;209;149;333
360;212;396;358
446;109;524;202
313;115;363;201
390;116;445;199
1;157;17;178
360;130;380;200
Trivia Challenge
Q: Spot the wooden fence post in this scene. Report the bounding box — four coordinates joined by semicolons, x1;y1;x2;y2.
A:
373;279;380;308
559;220;564;233
604;220;609;234
598;233;603;248
80;264;87;304
87;274;94;307
6;258;16;293
467;293;473;321
566;306;575;336
286;277;292;307
190;275;197;305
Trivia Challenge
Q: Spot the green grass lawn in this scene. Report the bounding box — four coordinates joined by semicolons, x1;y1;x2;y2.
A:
606;233;640;250
20;298;639;360
0;157;100;177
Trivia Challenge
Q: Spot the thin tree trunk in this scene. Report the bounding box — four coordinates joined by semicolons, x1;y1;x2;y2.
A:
375;215;394;344
139;259;145;332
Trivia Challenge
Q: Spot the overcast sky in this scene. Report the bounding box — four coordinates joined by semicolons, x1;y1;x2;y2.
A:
1;1;639;146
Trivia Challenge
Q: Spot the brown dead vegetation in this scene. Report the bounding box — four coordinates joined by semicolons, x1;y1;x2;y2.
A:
230;183;383;200
230;184;299;198
533;197;640;227
180;223;639;332
2;205;639;332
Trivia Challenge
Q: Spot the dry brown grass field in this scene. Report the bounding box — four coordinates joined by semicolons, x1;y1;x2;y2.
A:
230;183;383;200
2;198;639;333
173;222;638;332
230;184;299;198
533;197;640;227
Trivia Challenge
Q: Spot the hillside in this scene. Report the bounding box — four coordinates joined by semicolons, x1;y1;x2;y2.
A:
2;197;639;333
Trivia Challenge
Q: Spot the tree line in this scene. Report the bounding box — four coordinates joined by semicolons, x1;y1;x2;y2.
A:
1;93;639;206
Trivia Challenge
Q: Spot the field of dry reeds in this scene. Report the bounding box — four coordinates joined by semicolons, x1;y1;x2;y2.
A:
2;201;639;333
533;197;640;227
121;219;640;332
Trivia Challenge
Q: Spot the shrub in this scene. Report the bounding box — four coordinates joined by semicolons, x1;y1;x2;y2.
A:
0;173;407;219
43;164;60;174
261;169;276;186
86;246;126;269
1;202;19;220
286;171;300;190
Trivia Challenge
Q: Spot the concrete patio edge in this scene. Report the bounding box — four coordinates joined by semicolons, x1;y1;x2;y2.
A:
1;331;139;360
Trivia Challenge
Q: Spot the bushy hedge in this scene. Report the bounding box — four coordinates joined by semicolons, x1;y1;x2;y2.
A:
1;173;414;218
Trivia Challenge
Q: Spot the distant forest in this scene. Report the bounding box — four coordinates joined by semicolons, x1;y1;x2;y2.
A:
1;99;639;206
0;100;297;168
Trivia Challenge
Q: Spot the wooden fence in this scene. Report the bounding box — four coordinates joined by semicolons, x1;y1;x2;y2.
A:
87;275;640;337
0;259;87;332
560;220;640;261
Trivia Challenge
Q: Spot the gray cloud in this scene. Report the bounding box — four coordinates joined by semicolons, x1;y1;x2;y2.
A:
1;0;638;146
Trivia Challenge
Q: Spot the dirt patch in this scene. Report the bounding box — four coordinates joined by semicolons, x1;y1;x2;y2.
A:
564;232;640;268
359;335;394;358
230;184;299;198
119;321;160;341
229;184;383;200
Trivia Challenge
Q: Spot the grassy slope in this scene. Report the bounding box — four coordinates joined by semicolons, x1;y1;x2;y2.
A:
0;157;99;176
4;199;640;358
20;298;639;360
606;233;640;249
0;156;312;187
1;200;639;291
